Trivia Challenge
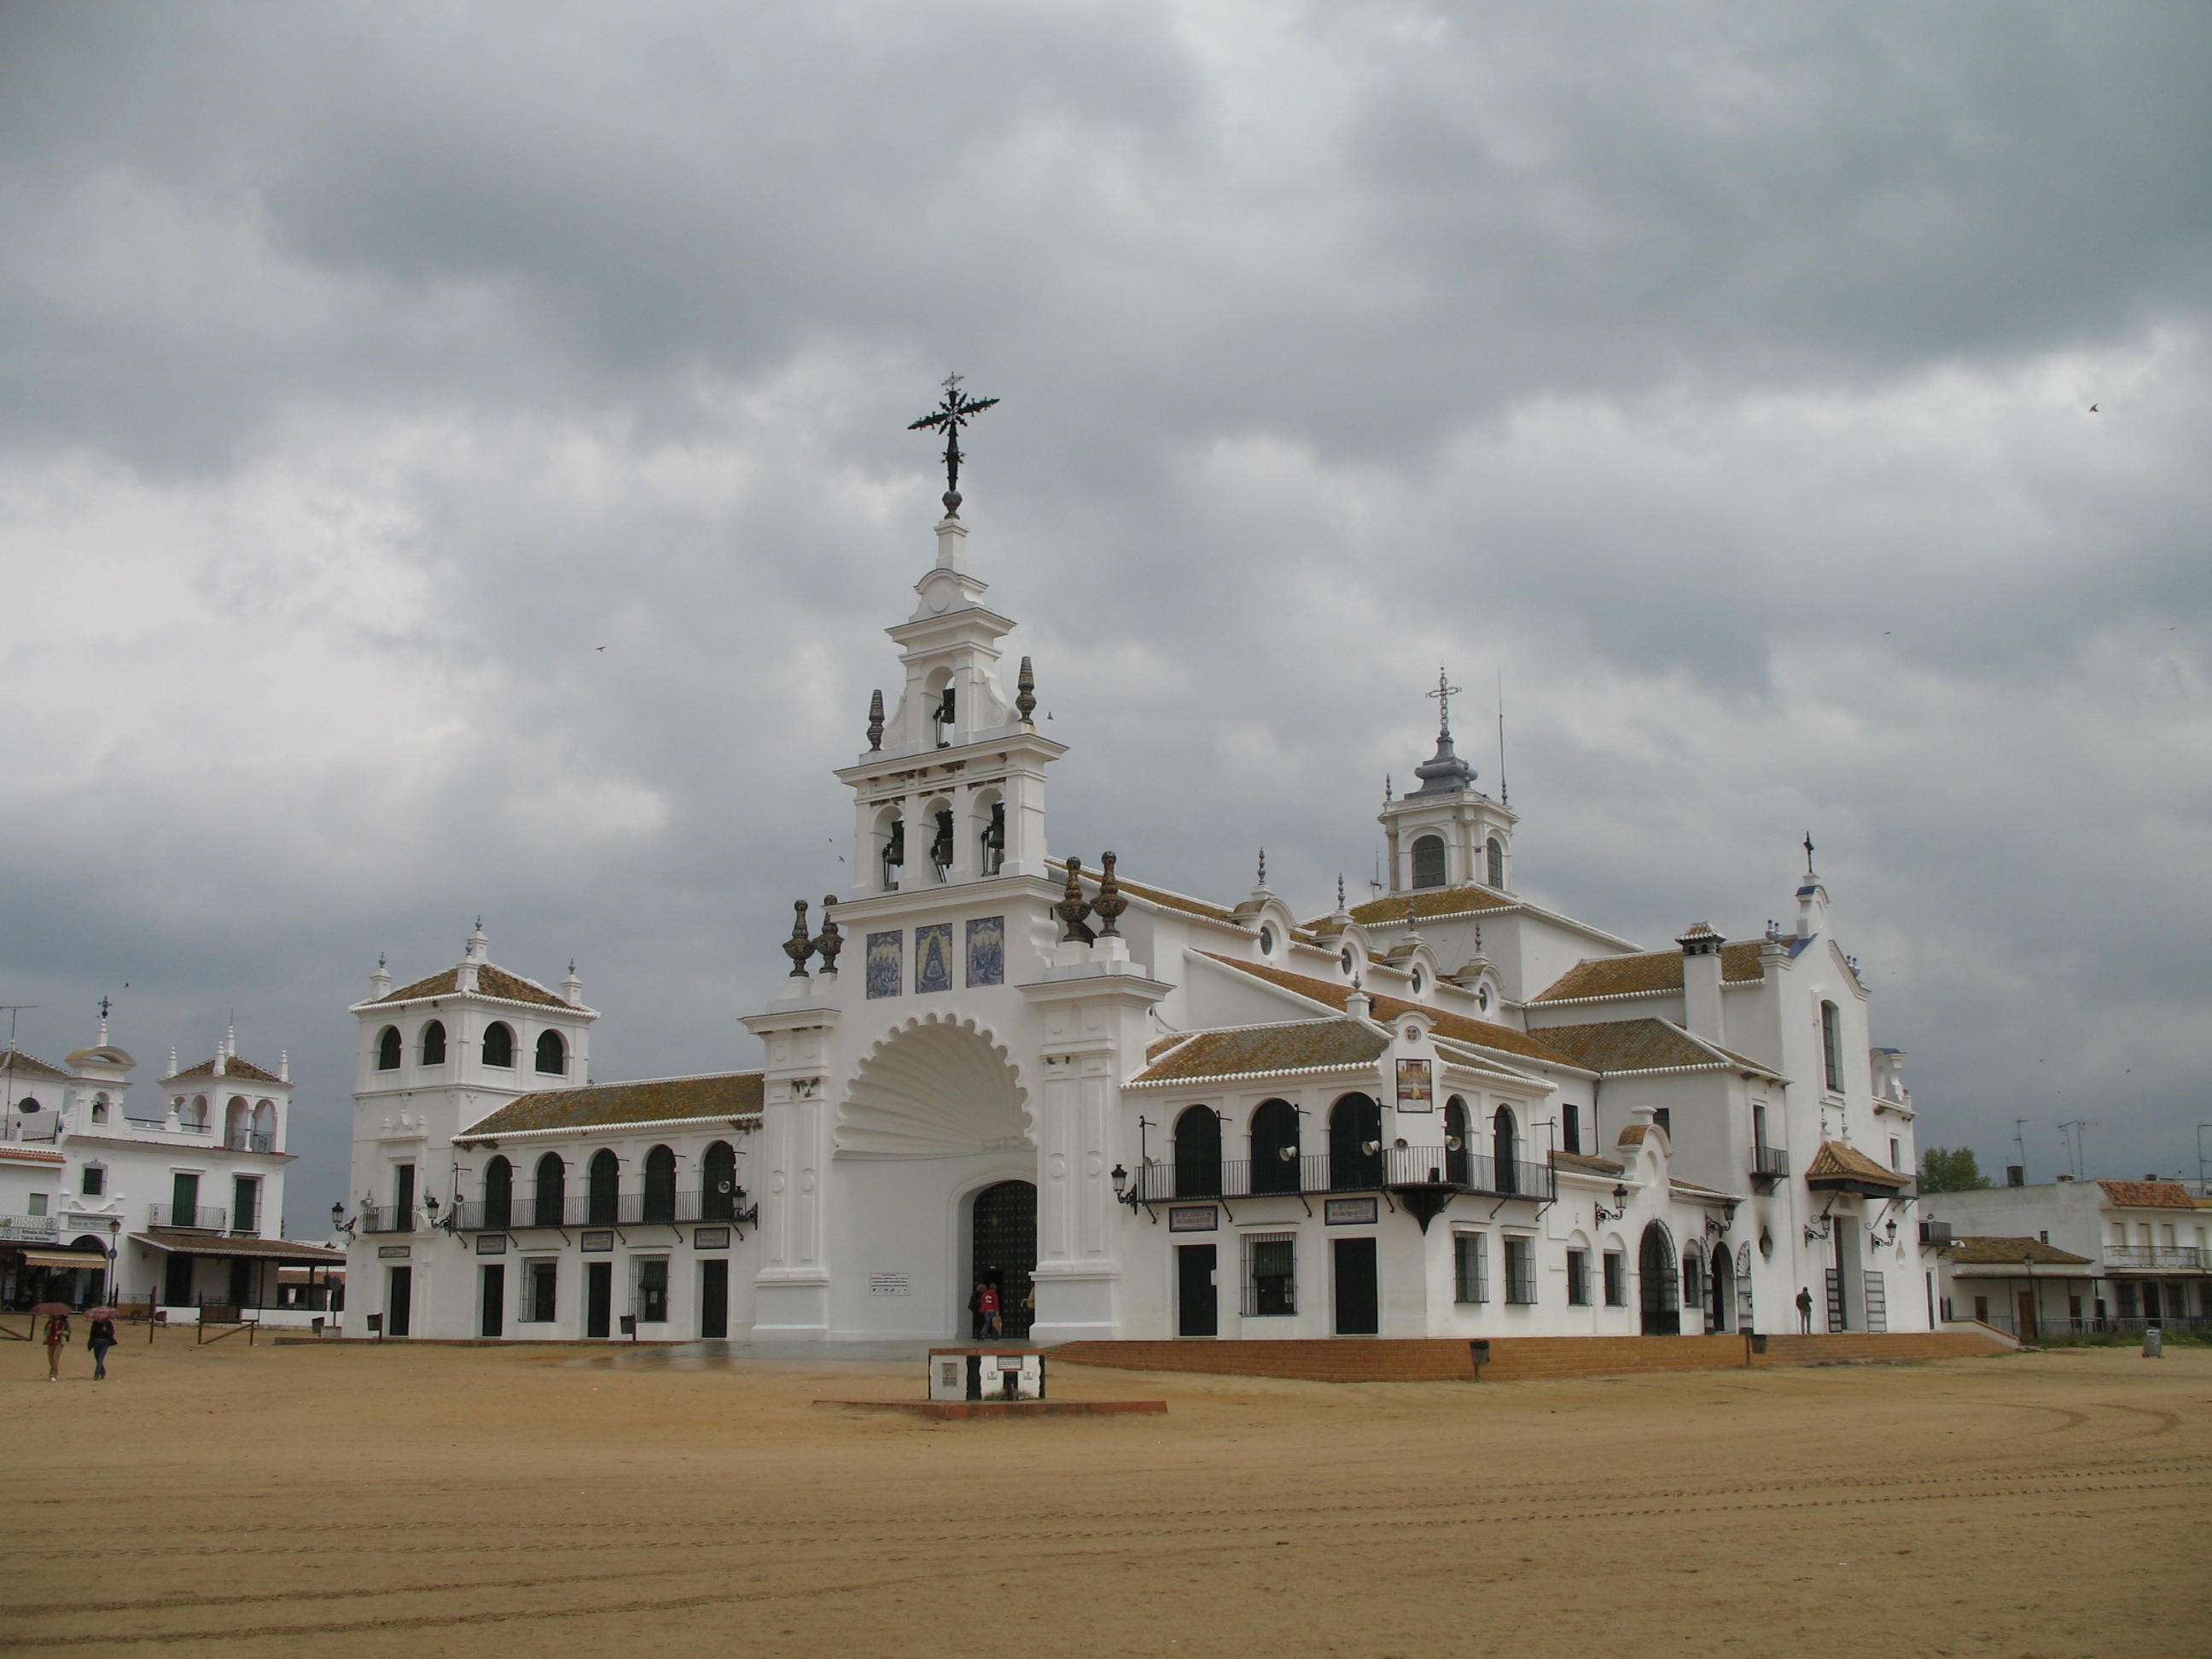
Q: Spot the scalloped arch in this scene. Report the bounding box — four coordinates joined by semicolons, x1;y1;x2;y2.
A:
837;1014;1032;1159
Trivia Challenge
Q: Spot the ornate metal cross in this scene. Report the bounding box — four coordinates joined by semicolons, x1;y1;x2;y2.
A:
907;374;999;516
1427;667;1462;734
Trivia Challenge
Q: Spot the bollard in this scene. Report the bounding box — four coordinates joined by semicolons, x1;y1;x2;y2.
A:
2143;1325;2163;1359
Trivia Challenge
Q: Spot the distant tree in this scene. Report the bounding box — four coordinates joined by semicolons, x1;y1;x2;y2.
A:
1918;1146;1994;1192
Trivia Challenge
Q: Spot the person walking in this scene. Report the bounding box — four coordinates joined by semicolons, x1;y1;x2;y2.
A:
44;1313;70;1382
87;1314;116;1381
1796;1286;1814;1334
967;1280;986;1341
979;1280;1002;1341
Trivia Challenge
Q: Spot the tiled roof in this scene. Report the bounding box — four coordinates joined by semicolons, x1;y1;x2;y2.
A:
369;963;571;1010
1552;1150;1626;1178
1804;1139;1912;1190
1532;939;1767;1003
1528;1018;1761;1076
165;1054;282;1085
1145;1034;1192;1062
1196;953;1575;1067
0;1145;66;1164
1131;1021;1388;1085
1045;859;1235;924
0;1048;71;1083
461;1072;765;1137
2095;1179;2197;1210
1944;1235;2095;1267
1304;886;1518;929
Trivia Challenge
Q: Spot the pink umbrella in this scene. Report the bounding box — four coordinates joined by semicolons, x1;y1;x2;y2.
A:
84;1307;119;1320
31;1302;73;1317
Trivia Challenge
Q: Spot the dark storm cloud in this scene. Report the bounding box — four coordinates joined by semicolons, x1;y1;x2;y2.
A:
1;1;2207;1218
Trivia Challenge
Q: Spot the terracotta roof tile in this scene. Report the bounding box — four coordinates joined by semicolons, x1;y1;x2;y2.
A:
0;1145;66;1164
369;963;571;1010
1196;953;1574;1067
1131;1021;1388;1084
164;1054;283;1085
1552;1150;1626;1178
1943;1235;2095;1267
1532;939;1767;1003
1304;886;1517;929
2094;1179;2197;1209
0;1047;71;1083
462;1073;764;1136
1804;1138;1912;1190
1526;1019;1724;1075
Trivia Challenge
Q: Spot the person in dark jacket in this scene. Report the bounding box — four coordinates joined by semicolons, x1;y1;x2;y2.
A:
87;1315;116;1381
967;1281;986;1341
1796;1286;1814;1334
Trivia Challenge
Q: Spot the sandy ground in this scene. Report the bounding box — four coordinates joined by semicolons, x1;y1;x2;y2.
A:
3;1333;2207;1658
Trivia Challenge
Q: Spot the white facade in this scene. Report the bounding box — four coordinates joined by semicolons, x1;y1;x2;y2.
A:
1924;1179;2212;1336
352;501;1943;1346
1;1026;330;1317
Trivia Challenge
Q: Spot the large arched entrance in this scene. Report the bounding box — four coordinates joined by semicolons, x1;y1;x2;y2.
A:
1708;1243;1734;1332
971;1180;1036;1339
1639;1221;1680;1335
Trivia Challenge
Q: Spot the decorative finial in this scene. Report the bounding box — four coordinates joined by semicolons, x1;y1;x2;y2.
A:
568;958;576;975
1256;848;1267;888
866;690;885;752
907;374;1000;517
1336;874;1347;911
377;952;386;970
812;897;844;974
1056;858;1096;945
1428;667;1462;736
1406;894;1418;926
1385;774;1393;802
1093;853;1127;938
782;899;817;977
1016;657;1036;727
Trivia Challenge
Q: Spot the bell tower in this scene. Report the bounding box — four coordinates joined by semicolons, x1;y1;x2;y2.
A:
1378;670;1517;896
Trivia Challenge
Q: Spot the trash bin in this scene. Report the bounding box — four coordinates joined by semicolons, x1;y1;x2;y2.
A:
2143;1326;2163;1359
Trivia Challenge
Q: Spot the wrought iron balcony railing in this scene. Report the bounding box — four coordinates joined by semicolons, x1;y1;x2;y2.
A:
146;1203;228;1231
451;1187;749;1231
1131;1148;1555;1206
2104;1245;2202;1271
1751;1145;1790;1179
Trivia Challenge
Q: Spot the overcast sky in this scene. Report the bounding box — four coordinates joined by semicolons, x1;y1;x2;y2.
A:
3;2;2207;1228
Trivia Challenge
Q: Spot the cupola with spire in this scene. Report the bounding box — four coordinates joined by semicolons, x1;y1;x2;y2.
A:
1377;668;1517;898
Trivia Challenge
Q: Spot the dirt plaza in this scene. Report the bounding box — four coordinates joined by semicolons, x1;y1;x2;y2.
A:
3;1336;2206;1658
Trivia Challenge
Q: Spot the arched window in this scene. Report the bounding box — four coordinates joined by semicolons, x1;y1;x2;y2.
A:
1682;1249;1705;1311
1444;1097;1470;1186
375;1026;402;1070
481;1022;515;1068
182;1096;207;1131
533;1154;566;1227
1821;1001;1844;1092
1411;834;1447;889
880;812;905;888
535;1029;567;1076
1493;1106;1519;1195
977;795;1006;876
1329;1093;1382;1190
1173;1106;1222;1198
224;1097;249;1149
482;1156;513;1230
643;1145;678;1224
1249;1098;1301;1195
252;1100;276;1141
1708;1244;1733;1333
1639;1221;1680;1334
1486;835;1504;888
928;804;955;878
701;1141;737;1220
420;1021;447;1066
587;1149;620;1225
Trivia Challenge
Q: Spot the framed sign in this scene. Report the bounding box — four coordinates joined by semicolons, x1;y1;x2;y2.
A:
1168;1205;1219;1233
580;1231;614;1254
375;1244;410;1260
869;1272;911;1297
474;1233;508;1254
1324;1196;1378;1226
692;1227;731;1250
1396;1057;1434;1110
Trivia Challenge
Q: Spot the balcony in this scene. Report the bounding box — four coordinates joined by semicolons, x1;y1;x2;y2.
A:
1129;1148;1556;1207
358;1206;416;1234
451;1186;752;1232
221;1132;276;1154
2104;1245;2203;1272
1749;1145;1790;1193
0;1214;62;1243
146;1204;227;1231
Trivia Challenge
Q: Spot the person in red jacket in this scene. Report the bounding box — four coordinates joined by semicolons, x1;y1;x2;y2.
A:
978;1281;1002;1341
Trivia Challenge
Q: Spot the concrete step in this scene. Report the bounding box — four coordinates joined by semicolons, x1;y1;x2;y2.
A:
1051;1329;2012;1385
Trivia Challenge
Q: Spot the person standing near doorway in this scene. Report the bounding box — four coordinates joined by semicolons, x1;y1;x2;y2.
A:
979;1280;1002;1341
1796;1286;1814;1334
44;1313;70;1382
967;1280;986;1341
87;1314;116;1381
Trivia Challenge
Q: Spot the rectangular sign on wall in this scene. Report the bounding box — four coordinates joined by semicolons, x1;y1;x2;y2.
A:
1395;1058;1434;1110
376;1244;410;1260
692;1227;731;1250
474;1233;507;1254
869;1272;911;1297
580;1231;614;1254
1324;1197;1378;1226
1168;1205;1219;1232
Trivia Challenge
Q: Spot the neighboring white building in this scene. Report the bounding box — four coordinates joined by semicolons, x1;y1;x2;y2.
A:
1924;1179;2212;1336
346;500;1941;1345
1;1025;342;1320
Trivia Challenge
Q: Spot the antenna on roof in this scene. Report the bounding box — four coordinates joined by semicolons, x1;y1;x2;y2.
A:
1496;668;1509;806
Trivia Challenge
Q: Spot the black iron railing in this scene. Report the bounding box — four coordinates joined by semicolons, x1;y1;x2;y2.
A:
452;1187;745;1231
2104;1246;2203;1270
1132;1149;1554;1205
146;1204;228;1231
358;1205;415;1234
1751;1145;1790;1179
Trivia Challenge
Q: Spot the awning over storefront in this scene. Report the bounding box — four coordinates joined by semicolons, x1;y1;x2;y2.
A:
18;1249;110;1269
131;1233;346;1265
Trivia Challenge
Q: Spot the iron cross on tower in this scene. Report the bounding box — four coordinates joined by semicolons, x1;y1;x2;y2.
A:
908;374;999;517
1428;667;1462;736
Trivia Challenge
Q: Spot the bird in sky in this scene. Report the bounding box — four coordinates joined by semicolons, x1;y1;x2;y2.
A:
596;645;607;652
2089;404;2099;412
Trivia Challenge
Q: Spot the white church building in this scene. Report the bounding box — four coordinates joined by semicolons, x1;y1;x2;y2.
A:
344;492;1936;1348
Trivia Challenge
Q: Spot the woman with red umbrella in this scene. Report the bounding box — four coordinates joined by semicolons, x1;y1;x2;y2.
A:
33;1303;71;1382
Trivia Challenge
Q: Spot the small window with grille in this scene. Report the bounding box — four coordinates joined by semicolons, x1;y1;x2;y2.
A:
1566;1248;1591;1306
1453;1232;1488;1303
1243;1233;1297;1318
1603;1251;1627;1306
1505;1237;1537;1304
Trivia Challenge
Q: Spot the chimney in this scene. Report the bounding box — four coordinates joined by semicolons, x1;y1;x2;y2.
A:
2005;1165;2025;1188
1676;923;1726;1044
